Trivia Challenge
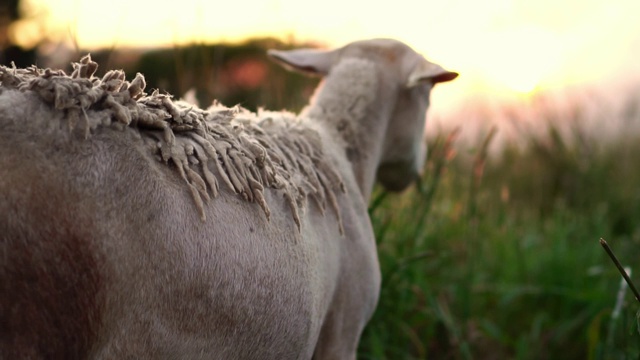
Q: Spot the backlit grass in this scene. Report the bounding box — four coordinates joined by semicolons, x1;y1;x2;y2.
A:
359;115;640;359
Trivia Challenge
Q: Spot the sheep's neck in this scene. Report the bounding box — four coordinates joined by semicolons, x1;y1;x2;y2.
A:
305;59;393;202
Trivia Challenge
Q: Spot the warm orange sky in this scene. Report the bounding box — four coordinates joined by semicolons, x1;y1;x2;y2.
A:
10;0;640;116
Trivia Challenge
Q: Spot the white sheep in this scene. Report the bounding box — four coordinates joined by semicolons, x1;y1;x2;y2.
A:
0;38;457;359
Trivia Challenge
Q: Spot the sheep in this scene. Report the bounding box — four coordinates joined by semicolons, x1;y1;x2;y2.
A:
0;38;457;359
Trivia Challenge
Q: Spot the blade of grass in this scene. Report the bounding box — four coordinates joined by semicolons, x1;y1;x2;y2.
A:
599;238;640;303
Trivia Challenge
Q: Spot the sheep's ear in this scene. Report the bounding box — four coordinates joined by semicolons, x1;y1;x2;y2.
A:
406;60;458;88
267;48;337;76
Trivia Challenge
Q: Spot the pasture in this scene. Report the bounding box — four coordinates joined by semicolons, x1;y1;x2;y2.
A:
3;39;639;358
360;107;640;358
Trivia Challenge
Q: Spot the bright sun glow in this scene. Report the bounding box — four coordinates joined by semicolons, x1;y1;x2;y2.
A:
485;28;562;94
13;0;640;113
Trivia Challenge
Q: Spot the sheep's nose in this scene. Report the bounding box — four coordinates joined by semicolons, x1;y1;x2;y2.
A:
376;162;419;192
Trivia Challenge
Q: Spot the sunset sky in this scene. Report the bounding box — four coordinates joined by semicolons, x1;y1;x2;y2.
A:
10;0;640;116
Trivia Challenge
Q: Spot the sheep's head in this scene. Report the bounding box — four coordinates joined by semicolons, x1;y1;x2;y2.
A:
365;40;458;191
268;39;457;193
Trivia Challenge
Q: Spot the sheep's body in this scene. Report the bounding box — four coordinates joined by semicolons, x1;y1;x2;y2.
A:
0;39;456;359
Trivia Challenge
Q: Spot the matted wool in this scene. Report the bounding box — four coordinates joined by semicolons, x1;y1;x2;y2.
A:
0;55;345;232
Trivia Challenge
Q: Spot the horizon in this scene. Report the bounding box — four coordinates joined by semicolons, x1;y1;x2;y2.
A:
6;0;640;127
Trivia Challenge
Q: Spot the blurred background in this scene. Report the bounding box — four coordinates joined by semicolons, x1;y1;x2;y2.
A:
2;0;638;358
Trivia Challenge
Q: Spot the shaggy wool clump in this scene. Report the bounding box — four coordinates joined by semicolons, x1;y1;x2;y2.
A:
0;55;345;231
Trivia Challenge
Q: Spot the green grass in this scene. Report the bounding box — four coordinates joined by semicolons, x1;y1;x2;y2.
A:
359;118;640;359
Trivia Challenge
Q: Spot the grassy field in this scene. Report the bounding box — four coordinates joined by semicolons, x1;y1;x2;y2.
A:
359;111;640;359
